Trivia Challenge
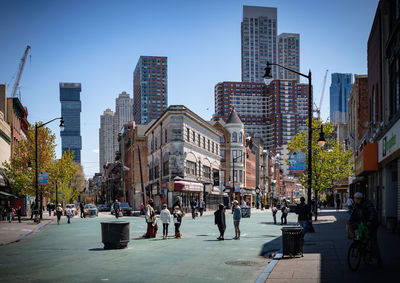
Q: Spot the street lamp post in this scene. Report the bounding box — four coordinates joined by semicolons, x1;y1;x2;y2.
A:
33;117;64;221
264;62;313;206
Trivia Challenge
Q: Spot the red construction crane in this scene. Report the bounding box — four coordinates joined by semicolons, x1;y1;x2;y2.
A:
11;45;31;99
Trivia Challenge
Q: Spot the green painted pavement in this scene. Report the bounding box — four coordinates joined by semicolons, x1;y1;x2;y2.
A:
0;212;298;283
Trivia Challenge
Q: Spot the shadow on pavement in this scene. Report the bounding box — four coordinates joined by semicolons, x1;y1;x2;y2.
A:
259;236;281;257
88;248;105;251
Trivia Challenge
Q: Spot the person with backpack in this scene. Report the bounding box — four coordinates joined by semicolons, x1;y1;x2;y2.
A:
296;197;311;236
56;203;63;225
281;200;288;225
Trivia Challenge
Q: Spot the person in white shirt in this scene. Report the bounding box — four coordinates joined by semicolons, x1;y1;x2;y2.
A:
160;203;171;239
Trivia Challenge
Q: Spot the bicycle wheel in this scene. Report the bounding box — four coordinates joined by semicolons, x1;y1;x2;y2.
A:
347;242;362;271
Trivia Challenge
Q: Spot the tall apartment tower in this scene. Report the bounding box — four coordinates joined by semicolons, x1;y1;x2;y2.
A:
330;73;353;124
214;80;308;149
133;56;168;125
60;83;82;163
214;82;268;145
278;33;300;82
114;91;133;153
99;108;115;173
266;80;308;148
241;6;277;83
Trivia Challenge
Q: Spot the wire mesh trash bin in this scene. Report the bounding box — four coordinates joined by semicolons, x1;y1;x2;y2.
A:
281;227;303;257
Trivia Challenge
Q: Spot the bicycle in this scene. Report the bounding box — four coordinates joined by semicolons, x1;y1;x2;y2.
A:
347;223;373;271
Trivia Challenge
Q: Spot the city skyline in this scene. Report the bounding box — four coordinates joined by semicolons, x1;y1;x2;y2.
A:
0;0;379;177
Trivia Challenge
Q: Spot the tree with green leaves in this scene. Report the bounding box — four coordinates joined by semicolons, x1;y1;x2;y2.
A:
287;119;353;219
3;124;56;196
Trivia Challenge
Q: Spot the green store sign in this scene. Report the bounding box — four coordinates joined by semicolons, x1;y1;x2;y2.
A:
383;134;396;157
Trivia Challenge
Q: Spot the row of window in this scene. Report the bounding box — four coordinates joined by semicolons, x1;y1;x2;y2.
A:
185;128;219;155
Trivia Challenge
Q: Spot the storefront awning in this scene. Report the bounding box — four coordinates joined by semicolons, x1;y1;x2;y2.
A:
174;181;203;192
0;191;18;199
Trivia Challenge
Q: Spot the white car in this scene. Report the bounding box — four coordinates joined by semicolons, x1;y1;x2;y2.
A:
84;204;98;217
64;204;77;216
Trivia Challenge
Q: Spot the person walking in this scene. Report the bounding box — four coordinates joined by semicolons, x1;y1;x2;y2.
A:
214;203;226;240
80;202;85;218
281;200;288;225
173;196;182;210
140;202;144;215
160;203;171;239
16;206;22;223
232;200;241;240
173;205;183;238
66;205;72;224
272;205;278;224
296;197;311;237
47;203;51;216
199;200;205;216
56;203;63;224
30;201;35;220
143;199;157;238
336;195;341;211
190;199;197;219
6;202;13;223
113;200;120;219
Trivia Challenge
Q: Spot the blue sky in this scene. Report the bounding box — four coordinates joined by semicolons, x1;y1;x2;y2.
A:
0;0;379;178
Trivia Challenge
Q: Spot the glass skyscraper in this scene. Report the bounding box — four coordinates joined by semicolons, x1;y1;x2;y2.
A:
60;83;82;163
329;73;353;124
133;56;168;125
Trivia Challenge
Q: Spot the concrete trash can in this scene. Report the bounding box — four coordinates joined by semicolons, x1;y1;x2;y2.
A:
281;226;303;257
101;221;130;249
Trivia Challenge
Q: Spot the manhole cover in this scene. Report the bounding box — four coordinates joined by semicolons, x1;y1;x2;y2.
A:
225;260;259;266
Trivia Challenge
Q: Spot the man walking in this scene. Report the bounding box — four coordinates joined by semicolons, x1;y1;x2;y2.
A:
190;199;197;219
199;200;204;216
296;197;311;237
232;200;241;240
80;202;85;218
30;201;35;220
16;206;22;223
6;202;13;223
113;200;120;219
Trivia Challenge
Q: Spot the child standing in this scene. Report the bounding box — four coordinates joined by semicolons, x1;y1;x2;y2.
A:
160;203;171;239
173;205;183;238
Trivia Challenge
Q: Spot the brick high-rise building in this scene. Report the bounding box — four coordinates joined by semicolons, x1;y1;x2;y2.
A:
214;80;308;149
241;6;277;83
133;56;168;125
278;33;300;82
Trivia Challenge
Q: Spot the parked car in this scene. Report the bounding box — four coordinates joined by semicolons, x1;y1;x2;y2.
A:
98;204;110;212
64;204;77;216
111;202;132;216
84;204;98;217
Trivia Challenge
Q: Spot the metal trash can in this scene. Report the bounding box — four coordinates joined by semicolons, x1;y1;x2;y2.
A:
101;221;130;249
281;226;303;257
241;207;251;218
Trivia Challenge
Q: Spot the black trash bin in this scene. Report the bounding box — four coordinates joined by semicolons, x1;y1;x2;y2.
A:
281;226;303;257
101;221;130;249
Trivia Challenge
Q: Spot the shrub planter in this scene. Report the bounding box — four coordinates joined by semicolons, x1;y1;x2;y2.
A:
101;221;130;249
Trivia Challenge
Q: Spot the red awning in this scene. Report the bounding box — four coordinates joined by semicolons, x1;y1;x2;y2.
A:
174;181;203;192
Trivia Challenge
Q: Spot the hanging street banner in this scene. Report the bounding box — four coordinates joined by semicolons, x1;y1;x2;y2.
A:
289;151;306;174
39;171;49;185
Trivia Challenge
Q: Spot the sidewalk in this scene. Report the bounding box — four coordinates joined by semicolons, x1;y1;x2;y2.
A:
0;214;54;246
264;209;400;283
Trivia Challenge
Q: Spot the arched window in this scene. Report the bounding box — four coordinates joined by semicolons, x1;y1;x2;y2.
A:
232;132;237;142
220;135;225;143
239;132;243;143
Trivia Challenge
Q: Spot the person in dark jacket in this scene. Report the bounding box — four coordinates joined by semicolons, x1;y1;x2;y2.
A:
296;197;311;236
214;203;226;240
80;202;85;218
349;192;382;266
16;206;22;223
281;200;288;225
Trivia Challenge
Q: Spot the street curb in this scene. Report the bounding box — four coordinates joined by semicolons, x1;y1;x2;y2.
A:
0;219;53;247
255;249;282;283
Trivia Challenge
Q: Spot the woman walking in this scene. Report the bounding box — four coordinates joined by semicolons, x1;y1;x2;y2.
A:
160;203;171;239
173;205;183;238
143;199;157;238
214;203;226;240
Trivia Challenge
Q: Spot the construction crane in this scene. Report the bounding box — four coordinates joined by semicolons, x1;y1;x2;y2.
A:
11;45;31;99
315;69;328;119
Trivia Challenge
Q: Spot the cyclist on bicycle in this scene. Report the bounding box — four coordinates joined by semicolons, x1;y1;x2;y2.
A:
348;192;382;266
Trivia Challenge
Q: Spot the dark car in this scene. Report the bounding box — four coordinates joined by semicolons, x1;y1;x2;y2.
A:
119;202;132;216
98;204;110;212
